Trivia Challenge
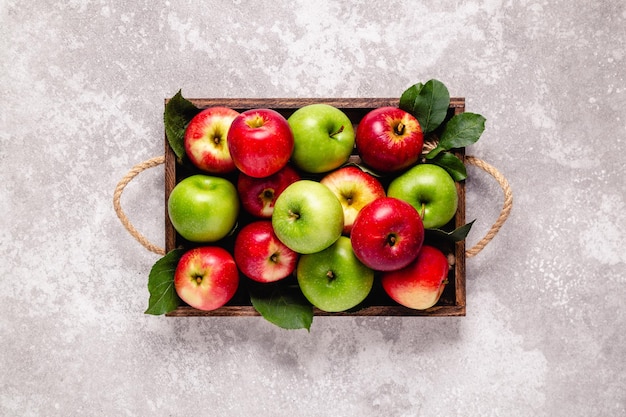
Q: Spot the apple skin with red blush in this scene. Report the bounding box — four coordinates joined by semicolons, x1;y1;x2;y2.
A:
237;165;301;219
234;221;298;283
381;245;450;310
355;106;424;173
227;108;294;178
350;197;424;272
174;246;239;311
320;166;386;235
184;106;240;174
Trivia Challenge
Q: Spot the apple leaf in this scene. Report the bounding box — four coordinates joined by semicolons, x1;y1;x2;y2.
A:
426;113;486;159
341;161;385;178
250;285;313;331
399;79;450;133
164;90;200;160
426;220;475;242
145;249;185;315
428;152;467;181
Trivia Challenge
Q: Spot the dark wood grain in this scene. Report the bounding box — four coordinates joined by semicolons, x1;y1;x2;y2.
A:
163;119;177;253
165;304;466;317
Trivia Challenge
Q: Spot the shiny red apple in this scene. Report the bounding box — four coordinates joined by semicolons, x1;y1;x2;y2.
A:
174;246;239;311
237;164;301;218
355;106;424;173
184;106;240;174
381;245;450;310
234;220;298;283
350;197;424;271
320;166;385;234
227;108;294;178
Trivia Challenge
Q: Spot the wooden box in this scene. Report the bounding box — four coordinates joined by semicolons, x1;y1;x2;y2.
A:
164;98;466;317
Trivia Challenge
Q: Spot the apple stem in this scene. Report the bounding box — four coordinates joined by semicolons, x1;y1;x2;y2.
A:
246;114;266;128
270;253;278;264
386;234;397;247
330;125;345;138
394;122;405;136
420;203;426;219
288;209;300;220
326;270;336;281
261;189;274;201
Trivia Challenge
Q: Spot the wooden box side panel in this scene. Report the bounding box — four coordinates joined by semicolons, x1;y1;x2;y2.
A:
164;98;466;317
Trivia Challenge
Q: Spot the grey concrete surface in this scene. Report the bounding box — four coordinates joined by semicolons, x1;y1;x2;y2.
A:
1;1;625;416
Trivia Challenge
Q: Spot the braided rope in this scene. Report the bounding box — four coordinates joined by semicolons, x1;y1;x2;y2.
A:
464;155;513;258
112;156;166;256
112;155;512;258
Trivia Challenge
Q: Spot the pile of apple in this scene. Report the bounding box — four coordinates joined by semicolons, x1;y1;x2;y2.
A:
165;101;461;316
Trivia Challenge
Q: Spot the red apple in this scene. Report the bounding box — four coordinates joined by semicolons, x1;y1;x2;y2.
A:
355;106;424;173
227;108;294;178
320;166;385;234
184;106;240;174
350;197;424;271
234;221;298;283
381;245;449;310
174;246;239;311
237;164;301;218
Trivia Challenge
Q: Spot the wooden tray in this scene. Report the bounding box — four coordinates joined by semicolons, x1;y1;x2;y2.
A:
164;98;466;317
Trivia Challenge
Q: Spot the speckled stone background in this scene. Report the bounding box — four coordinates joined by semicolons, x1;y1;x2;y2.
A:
2;1;625;416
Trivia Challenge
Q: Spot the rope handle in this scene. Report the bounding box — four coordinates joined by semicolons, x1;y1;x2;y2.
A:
113;156;167;256
464;155;513;258
113;155;512;258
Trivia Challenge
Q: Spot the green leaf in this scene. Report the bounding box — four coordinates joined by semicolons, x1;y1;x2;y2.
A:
428;152;467;181
399;81;423;112
164;90;200;159
426;220;476;242
427;113;486;159
145;249;185;315
341;161;385;178
399;79;450;133
250;285;313;331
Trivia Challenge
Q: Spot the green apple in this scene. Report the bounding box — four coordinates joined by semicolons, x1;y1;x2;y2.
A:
287;104;355;173
297;236;374;312
271;180;344;254
167;174;239;242
387;163;458;229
